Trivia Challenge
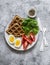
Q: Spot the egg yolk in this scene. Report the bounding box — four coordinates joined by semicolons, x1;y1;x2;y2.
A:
15;40;20;46
9;36;14;42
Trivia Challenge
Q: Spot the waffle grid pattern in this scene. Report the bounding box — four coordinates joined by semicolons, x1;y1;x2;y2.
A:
6;15;24;37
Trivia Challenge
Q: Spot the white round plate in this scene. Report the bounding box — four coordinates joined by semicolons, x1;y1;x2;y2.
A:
5;18;39;51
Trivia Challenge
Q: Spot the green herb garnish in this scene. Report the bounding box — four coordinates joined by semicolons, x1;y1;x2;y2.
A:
22;18;39;35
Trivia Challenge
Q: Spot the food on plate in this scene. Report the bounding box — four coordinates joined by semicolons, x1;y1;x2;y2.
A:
30;32;35;41
23;41;28;50
6;15;39;50
6;15;24;37
22;18;39;35
8;35;15;44
14;38;21;48
22;34;32;44
22;33;35;50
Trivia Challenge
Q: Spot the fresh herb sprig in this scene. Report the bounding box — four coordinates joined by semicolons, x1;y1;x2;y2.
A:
22;18;39;35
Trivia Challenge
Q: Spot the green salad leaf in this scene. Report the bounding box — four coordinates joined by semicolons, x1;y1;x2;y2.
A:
22;18;39;35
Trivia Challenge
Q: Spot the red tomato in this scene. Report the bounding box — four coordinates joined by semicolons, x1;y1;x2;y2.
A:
22;34;32;44
23;41;28;50
22;37;25;44
22;34;35;50
30;33;35;42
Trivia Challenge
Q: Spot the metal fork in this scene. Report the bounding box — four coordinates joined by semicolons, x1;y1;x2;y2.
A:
37;18;48;51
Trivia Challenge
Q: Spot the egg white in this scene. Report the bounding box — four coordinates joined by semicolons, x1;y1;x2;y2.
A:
8;35;15;44
14;38;21;48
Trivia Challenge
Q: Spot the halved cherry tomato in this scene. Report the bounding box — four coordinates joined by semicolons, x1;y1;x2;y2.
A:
22;35;28;50
23;41;28;50
22;34;35;50
30;32;35;42
22;34;32;44
22;37;25;44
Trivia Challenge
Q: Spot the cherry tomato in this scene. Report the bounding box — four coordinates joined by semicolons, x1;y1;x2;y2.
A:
23;41;28;50
22;34;32;44
30;32;35;42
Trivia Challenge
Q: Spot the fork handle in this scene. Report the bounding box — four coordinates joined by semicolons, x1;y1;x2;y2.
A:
43;37;48;46
40;39;44;51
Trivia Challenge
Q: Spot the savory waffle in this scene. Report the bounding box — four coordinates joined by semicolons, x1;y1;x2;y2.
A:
6;15;24;37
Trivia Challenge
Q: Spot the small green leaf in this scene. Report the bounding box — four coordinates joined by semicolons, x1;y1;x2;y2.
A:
22;18;39;35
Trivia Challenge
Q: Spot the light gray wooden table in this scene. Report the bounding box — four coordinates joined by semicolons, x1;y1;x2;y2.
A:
0;0;50;65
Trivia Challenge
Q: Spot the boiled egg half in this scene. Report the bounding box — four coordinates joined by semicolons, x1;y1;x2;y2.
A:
8;35;15;44
14;38;21;48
